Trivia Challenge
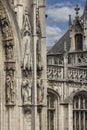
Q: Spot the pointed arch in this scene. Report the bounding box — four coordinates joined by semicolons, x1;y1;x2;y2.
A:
47;88;60;130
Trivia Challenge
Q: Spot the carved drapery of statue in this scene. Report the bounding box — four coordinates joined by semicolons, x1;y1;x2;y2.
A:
5;74;15;104
37;39;42;70
22;38;32;70
21;79;31;105
22;10;32;70
37;78;44;104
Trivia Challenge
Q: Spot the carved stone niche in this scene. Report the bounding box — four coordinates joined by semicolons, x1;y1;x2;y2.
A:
0;17;13;39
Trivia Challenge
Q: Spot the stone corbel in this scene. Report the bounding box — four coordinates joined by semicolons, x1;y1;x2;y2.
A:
22;104;32;113
21;68;32;78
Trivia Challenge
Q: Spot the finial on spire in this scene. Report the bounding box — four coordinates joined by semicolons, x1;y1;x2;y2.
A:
75;4;80;18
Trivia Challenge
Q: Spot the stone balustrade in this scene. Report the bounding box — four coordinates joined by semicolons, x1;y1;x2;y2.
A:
47;65;64;80
67;67;87;83
47;54;63;66
68;51;87;66
47;65;87;83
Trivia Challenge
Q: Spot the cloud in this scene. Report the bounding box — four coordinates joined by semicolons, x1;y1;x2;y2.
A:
46;26;65;45
46;2;83;23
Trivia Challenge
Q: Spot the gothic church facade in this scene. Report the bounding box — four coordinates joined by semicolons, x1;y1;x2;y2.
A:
0;0;87;130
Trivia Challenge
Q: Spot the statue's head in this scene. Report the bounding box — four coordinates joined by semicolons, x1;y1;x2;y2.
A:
22;79;29;88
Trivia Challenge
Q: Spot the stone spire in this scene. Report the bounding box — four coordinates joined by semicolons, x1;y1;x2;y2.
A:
69;15;72;26
83;0;87;21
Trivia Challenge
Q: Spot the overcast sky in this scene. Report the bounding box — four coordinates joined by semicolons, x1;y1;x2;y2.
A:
46;0;86;46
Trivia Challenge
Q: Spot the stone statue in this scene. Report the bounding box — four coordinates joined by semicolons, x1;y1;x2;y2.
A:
1;18;12;38
22;38;32;70
21;79;31;104
37;39;42;70
5;45;13;60
37;79;44;104
5;75;15;104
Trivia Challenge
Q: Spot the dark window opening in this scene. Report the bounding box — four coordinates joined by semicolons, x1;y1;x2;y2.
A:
73;92;87;130
75;34;83;51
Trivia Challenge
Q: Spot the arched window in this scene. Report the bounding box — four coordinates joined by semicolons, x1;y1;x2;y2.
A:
73;92;87;130
47;91;59;130
75;34;83;51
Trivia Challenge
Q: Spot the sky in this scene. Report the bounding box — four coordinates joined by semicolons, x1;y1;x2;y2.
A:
46;0;86;46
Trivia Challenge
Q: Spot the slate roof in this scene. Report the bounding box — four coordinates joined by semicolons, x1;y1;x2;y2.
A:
48;30;70;55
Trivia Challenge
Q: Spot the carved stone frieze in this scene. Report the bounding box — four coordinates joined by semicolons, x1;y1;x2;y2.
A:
68;82;87;90
48;80;63;88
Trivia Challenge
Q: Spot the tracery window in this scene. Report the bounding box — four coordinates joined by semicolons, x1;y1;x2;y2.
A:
47;92;58;130
75;34;83;51
73;92;87;130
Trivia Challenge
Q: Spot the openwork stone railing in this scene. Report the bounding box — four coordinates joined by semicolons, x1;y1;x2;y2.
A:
68;51;87;66
47;65;64;80
67;67;87;83
47;54;64;66
47;65;87;83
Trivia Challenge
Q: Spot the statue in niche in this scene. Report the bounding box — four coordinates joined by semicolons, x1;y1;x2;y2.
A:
5;75;15;104
21;79;31;104
37;39;42;70
22;38;32;70
5;45;13;60
1;18;12;38
37;79;44;104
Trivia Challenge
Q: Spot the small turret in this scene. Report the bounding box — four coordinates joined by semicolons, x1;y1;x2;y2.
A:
69;15;72;26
